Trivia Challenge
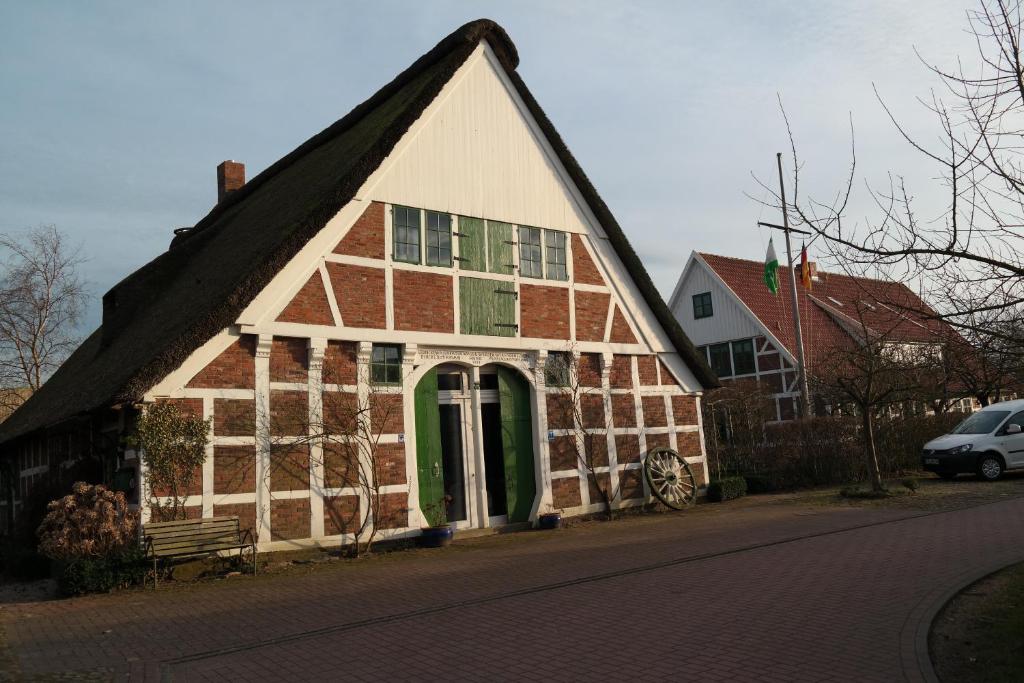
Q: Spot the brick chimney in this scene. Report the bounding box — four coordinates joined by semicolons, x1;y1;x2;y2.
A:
217;160;245;203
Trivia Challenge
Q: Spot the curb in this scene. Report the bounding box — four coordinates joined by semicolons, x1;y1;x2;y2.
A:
900;555;1024;682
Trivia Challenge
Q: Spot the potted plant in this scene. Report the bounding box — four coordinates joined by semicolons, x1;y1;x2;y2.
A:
537;505;563;530
419;495;454;548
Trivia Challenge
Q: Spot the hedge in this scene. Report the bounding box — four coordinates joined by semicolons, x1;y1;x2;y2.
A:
707;476;748;503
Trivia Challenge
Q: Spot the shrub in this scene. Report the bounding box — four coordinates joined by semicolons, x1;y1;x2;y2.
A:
37;482;139;561
707;476;747;503
58;546;147;596
901;477;919;492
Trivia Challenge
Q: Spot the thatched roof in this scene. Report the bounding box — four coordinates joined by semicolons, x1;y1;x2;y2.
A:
0;19;715;445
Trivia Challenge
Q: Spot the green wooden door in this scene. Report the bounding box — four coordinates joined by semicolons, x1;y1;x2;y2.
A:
497;366;536;523
487;221;514;275
460;277;516;337
457;217;486;272
414;368;446;526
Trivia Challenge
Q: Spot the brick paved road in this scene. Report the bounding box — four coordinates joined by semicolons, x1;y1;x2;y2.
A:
3;495;1024;682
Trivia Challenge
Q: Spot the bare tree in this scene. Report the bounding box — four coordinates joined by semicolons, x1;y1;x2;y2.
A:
755;1;1024;349
0;226;86;413
811;304;932;491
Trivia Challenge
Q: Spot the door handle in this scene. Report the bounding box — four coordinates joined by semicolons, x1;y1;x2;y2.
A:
433;462;441;478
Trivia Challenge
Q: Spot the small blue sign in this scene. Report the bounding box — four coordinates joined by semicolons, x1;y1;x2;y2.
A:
398;433;405;443
547;430;555;442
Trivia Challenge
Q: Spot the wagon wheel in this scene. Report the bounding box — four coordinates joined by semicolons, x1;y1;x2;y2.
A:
643;447;697;510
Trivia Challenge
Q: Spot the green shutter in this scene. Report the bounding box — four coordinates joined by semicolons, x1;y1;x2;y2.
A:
497;366;536;523
414;368;446;527
457;217;486;272
487;221;514;275
459;277;516;337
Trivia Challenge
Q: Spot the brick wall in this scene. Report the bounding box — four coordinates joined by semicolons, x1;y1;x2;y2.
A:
270;337;308;383
578;353;602;388
672;395;698;426
675;431;701;457
276;273;335;326
520;283;569;339
269;445;311;491
552;477;581;509
323;341;357;385
659;360;679;387
587;472;612;504
637;355;658;386
615;435;641;464
374;443;407;485
326;262;386;329
549;435;577;471
376;492;408;529
271;498;311;540
574;291;610;342
213;445;256;495
370;394;403;434
393;270;453;333
584;436;609;468
646;433;670;451
214;399;255;436
641;396;667;427
609;306;638;344
571;234;605;286
546;393;574;430
188;336;256;389
323;442;358;488
269;390;308;436
213;502;257;538
334;201;385;259
323;495;360;535
619;468;644;499
580;394;605;429
611;394;636;428
610;355;633;389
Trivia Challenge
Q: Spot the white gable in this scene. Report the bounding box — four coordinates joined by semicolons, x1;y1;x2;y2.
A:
362;43;596;235
670;254;765;347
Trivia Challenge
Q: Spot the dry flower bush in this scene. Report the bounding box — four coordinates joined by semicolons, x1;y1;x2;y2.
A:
36;482;139;560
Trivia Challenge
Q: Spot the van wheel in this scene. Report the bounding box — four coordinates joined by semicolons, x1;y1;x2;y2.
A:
977;454;1004;481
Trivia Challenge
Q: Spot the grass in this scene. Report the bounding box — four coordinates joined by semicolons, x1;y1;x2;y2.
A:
931;562;1024;682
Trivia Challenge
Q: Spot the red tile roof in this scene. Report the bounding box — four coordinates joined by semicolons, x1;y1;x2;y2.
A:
698;253;955;368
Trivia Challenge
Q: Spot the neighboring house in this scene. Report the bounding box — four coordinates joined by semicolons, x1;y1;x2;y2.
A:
669;252;961;421
0;21;716;546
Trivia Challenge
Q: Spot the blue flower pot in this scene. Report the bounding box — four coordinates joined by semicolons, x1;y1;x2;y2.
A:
420;525;454;548
538;513;562;530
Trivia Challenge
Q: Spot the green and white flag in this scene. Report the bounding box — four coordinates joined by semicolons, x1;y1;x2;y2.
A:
764;238;779;294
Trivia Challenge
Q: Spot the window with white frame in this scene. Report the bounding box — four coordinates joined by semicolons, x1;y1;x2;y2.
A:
425;211;452;266
519;227;543;278
393;206;421;264
544;230;568;280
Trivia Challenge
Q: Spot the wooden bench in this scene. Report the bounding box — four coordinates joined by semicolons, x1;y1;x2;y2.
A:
142;516;256;587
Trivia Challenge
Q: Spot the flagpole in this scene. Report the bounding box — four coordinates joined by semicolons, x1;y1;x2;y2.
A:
775;153;812;419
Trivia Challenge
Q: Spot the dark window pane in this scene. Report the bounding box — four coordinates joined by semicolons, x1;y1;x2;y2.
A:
520;227;543;278
479;373;499;390
426;211;452;266
544;230;567;281
393;206;421;264
692;292;713;319
370;344;402;384
545;352;571;387
708;343;732;378
731;339;755;376
437;373;463;391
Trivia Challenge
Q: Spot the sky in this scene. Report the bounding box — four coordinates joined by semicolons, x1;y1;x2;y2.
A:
0;1;980;331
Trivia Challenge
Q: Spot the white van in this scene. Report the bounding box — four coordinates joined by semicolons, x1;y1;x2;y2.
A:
922;399;1024;481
